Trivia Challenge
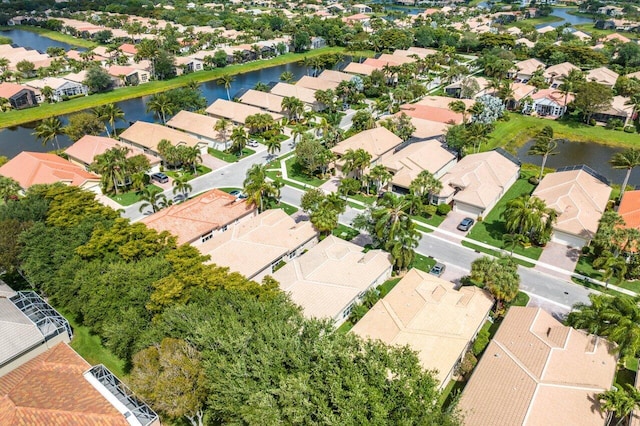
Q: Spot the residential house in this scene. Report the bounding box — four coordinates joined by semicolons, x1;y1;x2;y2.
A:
107;65;150;87
342;61;377;76
532;166;611;247
382;139;457;193
527;88;574;117
119;121;208;157
516;37;535;48
65;135;161;172
175;56;204;75
0;283;72;377
0;152;101;193
399;104;464;125
0;83;37;109
166;110;230;150
196;209;318;281
592;95;635;126
238;89;286;114
435;149;521;218
603;32;632;43
273;235;393;326
141;189;257;245
342;13;372;30
543;61;580;88
117;43;138;57
537;25;557;34
25;77;88;103
351;268;493;388
459;307;617;426
444;77;488;99
331;127;403;173
486;82;536;110
598;5;624;16
627;70;640;80
509;58;545;82
586;66;619;88
351;3;372;13
402;117;451;140
270;82;322;111
317;69;354;83
618;190;640;233
295;76;340;92
392;47;438;59
205;99;283;125
414;95;475;110
310;36;327;49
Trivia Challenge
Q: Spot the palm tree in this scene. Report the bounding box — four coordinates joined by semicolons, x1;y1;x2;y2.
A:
230;126;248;156
504;233;528;256
310;205;339;235
0;175;21;202
341;148;372;180
90;146;130;194
214;118;232;149
279;71;294;83
502;195;556;244
291;123;306;145
253;81;269;92
369;164;392;193
40;85;55;103
610;148;640;201
263;138;281;159
217;74;235;101
172;174;192;198
0;97;11;112
33;117;64;150
281;96;305;122
138;186;167;213
559;68;584;108
594;251;628;290
146;93;175;124
409;170;442;202
528;126;559;180
598;384;640;426
243;164;281;212
448;100;467;124
624;94;640;125
182;146;202;175
94;103;125;138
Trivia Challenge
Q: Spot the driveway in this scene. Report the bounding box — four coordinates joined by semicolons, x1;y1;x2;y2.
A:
201;153;228;171
437;210;472;242
534;242;581;281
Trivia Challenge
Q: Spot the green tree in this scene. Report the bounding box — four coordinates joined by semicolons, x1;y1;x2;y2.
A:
33;117;64;150
341;148;372;180
527;126;559;180
0;176;21;202
16;59;34;78
243;164;282;212
83;65;113;93
279;71;294;83
281;96;305;121
90;146;129;195
504;233;528;256
93;103;125;138
146;92;176;124
172;174;192;198
217;74;235;101
573;81;613;123
409;170;442;203
351;110;376;132
263;138;282;159
63;112;104;142
470;256;520;312
610;148;640;201
598;384;640;426
214;118;232;149
230;126;248;156
502;195;557;245
139;186;168;213
448;100;468;124
558;68;584;108
593;251;628;289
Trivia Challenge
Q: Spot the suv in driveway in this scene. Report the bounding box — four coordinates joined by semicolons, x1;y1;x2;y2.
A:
457;217;475;232
429;263;446;277
150;172;169;184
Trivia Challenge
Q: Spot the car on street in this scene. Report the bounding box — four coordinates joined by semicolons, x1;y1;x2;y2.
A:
230;190;247;199
247;139;259;148
429;263;446;277
457;217;475;232
150;172;169;184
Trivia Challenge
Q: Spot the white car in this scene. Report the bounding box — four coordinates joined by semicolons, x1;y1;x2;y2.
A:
247;139;259;148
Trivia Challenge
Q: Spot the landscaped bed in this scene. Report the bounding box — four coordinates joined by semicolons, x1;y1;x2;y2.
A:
285;157;328;187
165;165;212;181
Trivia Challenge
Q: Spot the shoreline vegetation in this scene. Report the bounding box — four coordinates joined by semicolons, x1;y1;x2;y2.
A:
0;46;374;128
0;25;97;48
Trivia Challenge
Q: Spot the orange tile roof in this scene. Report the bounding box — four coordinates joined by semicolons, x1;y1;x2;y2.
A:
0;83;30;99
619;190;640;229
118;43;138;55
0;152;100;189
141;189;257;245
0;343;128;426
65;135;160;167
399;104;463;125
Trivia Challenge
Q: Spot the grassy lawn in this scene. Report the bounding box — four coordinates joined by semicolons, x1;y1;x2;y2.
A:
61;310;127;378
485;114;640;152
462;240;536;268
108;184;162;206
512;291;530;307
0;46;368;128
218;187;242;193
350;192;377;205
1;25;97;48
285;157;327;187
575;251;640;294
208;148;255;162
466;173;543;261
512;15;563;28
410;253;437;273
571;276;630;298
270;202;298;215
412;213;446;229
332;224;360;241
165;165;212;181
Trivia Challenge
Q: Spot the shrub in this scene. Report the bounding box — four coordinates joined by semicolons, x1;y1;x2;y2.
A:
472;328;491;356
589;118;596;126
605;118;623;130
456;351;477;379
624;126;636;133
528;176;539;185
581;245;591;255
436;203;452;216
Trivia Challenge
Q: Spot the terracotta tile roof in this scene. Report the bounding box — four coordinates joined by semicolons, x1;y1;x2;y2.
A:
0;152;99;189
459;307;617;426
295;76;339;92
142;189;256;244
317;70;354;83
331;127;403;159
270;82;318;105
382;139;455;189
0;343;128;425
238;89;285;113
532;169;611;240
65;135;160;167
0;83;31;99
351;269;493;387
165;110;223;141
119;121;204;153
619;190;640;229
414;95;475;110
106;65;139;77
273;235;392;321
515;58;546;76
532;88;574;107
205;99;283;124
343;62;377;76
197;209;317;279
399;104;463;125
118;43;137;55
403;116;450;140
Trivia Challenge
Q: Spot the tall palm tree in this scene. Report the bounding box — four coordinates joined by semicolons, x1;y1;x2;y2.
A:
230;126;248;156
369;164;392;193
598;384;640;426
281;96;304;122
409;170;442;202
94;103;125;138
558;68;584;108
0;175;21;202
90;146;130;194
40;86;55;103
138;186;167;213
502;195;556;244
146;93;175;124
243;164;281;212
594;251;628;290
33;117;64;150
610;148;640;201
214;118;231;149
263;138;281;159
172;174;192;198
528;126;559;180
217;74;235;101
448;100;467;124
279;71;294;83
341;148;372;180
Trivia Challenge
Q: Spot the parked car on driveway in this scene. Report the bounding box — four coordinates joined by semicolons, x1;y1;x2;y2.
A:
230;190;247;199
429;263;446;277
457;217;475;232
150;172;169;184
247;139;259;148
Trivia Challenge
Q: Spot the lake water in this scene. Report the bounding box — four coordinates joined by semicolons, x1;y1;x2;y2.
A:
536;7;593;29
1;29;86;52
517;139;640;187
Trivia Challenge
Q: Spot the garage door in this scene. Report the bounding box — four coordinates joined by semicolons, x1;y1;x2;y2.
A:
551;231;587;248
453;202;483;219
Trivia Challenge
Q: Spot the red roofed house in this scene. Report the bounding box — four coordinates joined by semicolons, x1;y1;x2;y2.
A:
65;135;161;172
141;188;258;245
528;89;574;118
118;43;138;56
399;104;464;125
619;190;640;231
0;82;38;109
0;152;101;193
107;65;150;87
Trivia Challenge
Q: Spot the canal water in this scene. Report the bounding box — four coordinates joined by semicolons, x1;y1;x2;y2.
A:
517;139;640;187
2;29;86;52
536;7;593;29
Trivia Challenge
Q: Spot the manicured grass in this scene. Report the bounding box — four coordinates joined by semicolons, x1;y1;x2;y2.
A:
285;157;327;187
466;174;543;261
0;46;366;128
347;201;365;210
218;187;242;193
208;147;255;162
271;202;298;215
512;291;530;307
575;251;640;294
61;310;127;378
108;184;162;206
165;165;212;181
1;25;98;48
350;192;377;205
512;15;563;28
462;240;536;268
410;253;437;273
571;276;630;298
486;114;640;151
412;213;446;229
332;224;360;241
